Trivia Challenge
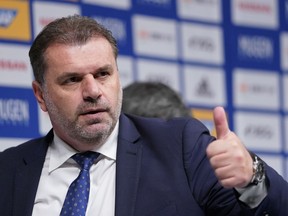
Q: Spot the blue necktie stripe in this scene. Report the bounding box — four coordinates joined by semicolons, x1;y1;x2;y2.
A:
60;151;99;216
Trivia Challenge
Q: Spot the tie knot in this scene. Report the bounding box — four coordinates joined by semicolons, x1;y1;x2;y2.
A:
72;151;100;171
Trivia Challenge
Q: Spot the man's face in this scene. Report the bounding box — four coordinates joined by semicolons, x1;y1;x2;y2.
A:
33;37;122;151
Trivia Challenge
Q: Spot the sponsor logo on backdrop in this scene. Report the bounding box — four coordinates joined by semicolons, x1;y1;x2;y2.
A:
238;35;274;63
32;1;80;37
82;0;131;9
138;30;173;42
280;32;288;72
189;36;214;52
234;111;281;151
137;58;180;92
183;65;226;106
177;0;221;23
92;16;127;47
244;124;273;139
181;23;224;65
0;99;29;126
239;83;274;95
196;78;214;97
0;43;33;88
136;0;172;9
0;87;38;138
0;9;17;27
233;69;279;110
0;59;27;71
0;1;30;41
132;15;178;59
232;0;278;29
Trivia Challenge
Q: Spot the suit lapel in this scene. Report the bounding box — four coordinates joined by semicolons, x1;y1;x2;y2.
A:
115;115;143;216
11;117;143;216
13;131;52;216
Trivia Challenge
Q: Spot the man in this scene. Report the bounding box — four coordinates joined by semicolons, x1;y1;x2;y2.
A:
0;15;287;216
122;81;191;119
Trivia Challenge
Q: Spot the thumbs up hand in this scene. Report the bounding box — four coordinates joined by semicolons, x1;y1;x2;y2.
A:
206;106;253;188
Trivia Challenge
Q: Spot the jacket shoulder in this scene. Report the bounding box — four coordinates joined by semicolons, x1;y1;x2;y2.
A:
0;130;53;164
122;113;210;136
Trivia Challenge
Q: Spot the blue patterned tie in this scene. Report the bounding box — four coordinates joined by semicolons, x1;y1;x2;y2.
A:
60;151;100;216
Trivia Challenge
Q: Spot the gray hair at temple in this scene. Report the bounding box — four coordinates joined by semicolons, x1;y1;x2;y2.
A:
122;81;191;120
29;14;118;85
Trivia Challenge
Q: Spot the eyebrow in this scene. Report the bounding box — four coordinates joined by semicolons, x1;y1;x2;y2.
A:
56;65;114;82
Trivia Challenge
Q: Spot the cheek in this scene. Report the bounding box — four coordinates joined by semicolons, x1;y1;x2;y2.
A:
45;91;77;113
59;98;79;112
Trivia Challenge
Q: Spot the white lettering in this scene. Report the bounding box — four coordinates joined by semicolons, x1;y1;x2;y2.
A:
0;10;16;27
238;36;273;59
0;99;29;125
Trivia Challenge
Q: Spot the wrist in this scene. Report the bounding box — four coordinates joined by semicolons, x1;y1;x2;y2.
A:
249;152;265;186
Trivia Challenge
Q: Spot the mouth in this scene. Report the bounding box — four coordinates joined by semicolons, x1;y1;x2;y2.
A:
81;108;107;116
79;107;110;126
79;107;108;116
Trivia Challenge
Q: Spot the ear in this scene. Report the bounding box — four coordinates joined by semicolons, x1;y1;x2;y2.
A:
32;81;48;112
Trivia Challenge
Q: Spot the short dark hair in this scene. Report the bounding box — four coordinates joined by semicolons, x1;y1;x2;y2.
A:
29;14;118;84
122;82;191;120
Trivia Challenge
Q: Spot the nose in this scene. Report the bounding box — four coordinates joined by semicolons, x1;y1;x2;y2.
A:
82;74;101;102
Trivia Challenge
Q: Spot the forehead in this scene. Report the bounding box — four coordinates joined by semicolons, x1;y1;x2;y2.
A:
46;37;114;55
39;40;119;85
45;38;116;69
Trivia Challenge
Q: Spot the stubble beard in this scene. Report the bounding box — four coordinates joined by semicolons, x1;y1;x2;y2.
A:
43;88;123;147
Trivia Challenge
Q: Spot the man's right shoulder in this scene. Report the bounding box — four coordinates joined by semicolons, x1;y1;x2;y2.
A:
0;130;53;158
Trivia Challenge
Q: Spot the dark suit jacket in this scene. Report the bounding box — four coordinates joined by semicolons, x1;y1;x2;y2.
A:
0;114;287;216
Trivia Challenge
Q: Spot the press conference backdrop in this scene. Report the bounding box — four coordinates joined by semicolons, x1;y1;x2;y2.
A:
0;0;287;180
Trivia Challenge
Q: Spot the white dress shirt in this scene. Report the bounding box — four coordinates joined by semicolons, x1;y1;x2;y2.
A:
32;122;118;216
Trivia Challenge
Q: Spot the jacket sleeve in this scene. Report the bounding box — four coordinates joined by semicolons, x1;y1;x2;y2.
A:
181;118;288;216
252;163;288;215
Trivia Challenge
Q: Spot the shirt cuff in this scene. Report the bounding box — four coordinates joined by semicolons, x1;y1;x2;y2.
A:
235;176;267;208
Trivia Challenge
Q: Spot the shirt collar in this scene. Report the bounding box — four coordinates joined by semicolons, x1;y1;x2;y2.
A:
48;121;119;173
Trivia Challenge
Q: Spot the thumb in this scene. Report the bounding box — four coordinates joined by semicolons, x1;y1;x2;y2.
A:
213;106;230;139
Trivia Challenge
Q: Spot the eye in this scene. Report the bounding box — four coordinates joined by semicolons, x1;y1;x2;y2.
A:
95;71;110;79
64;76;82;84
